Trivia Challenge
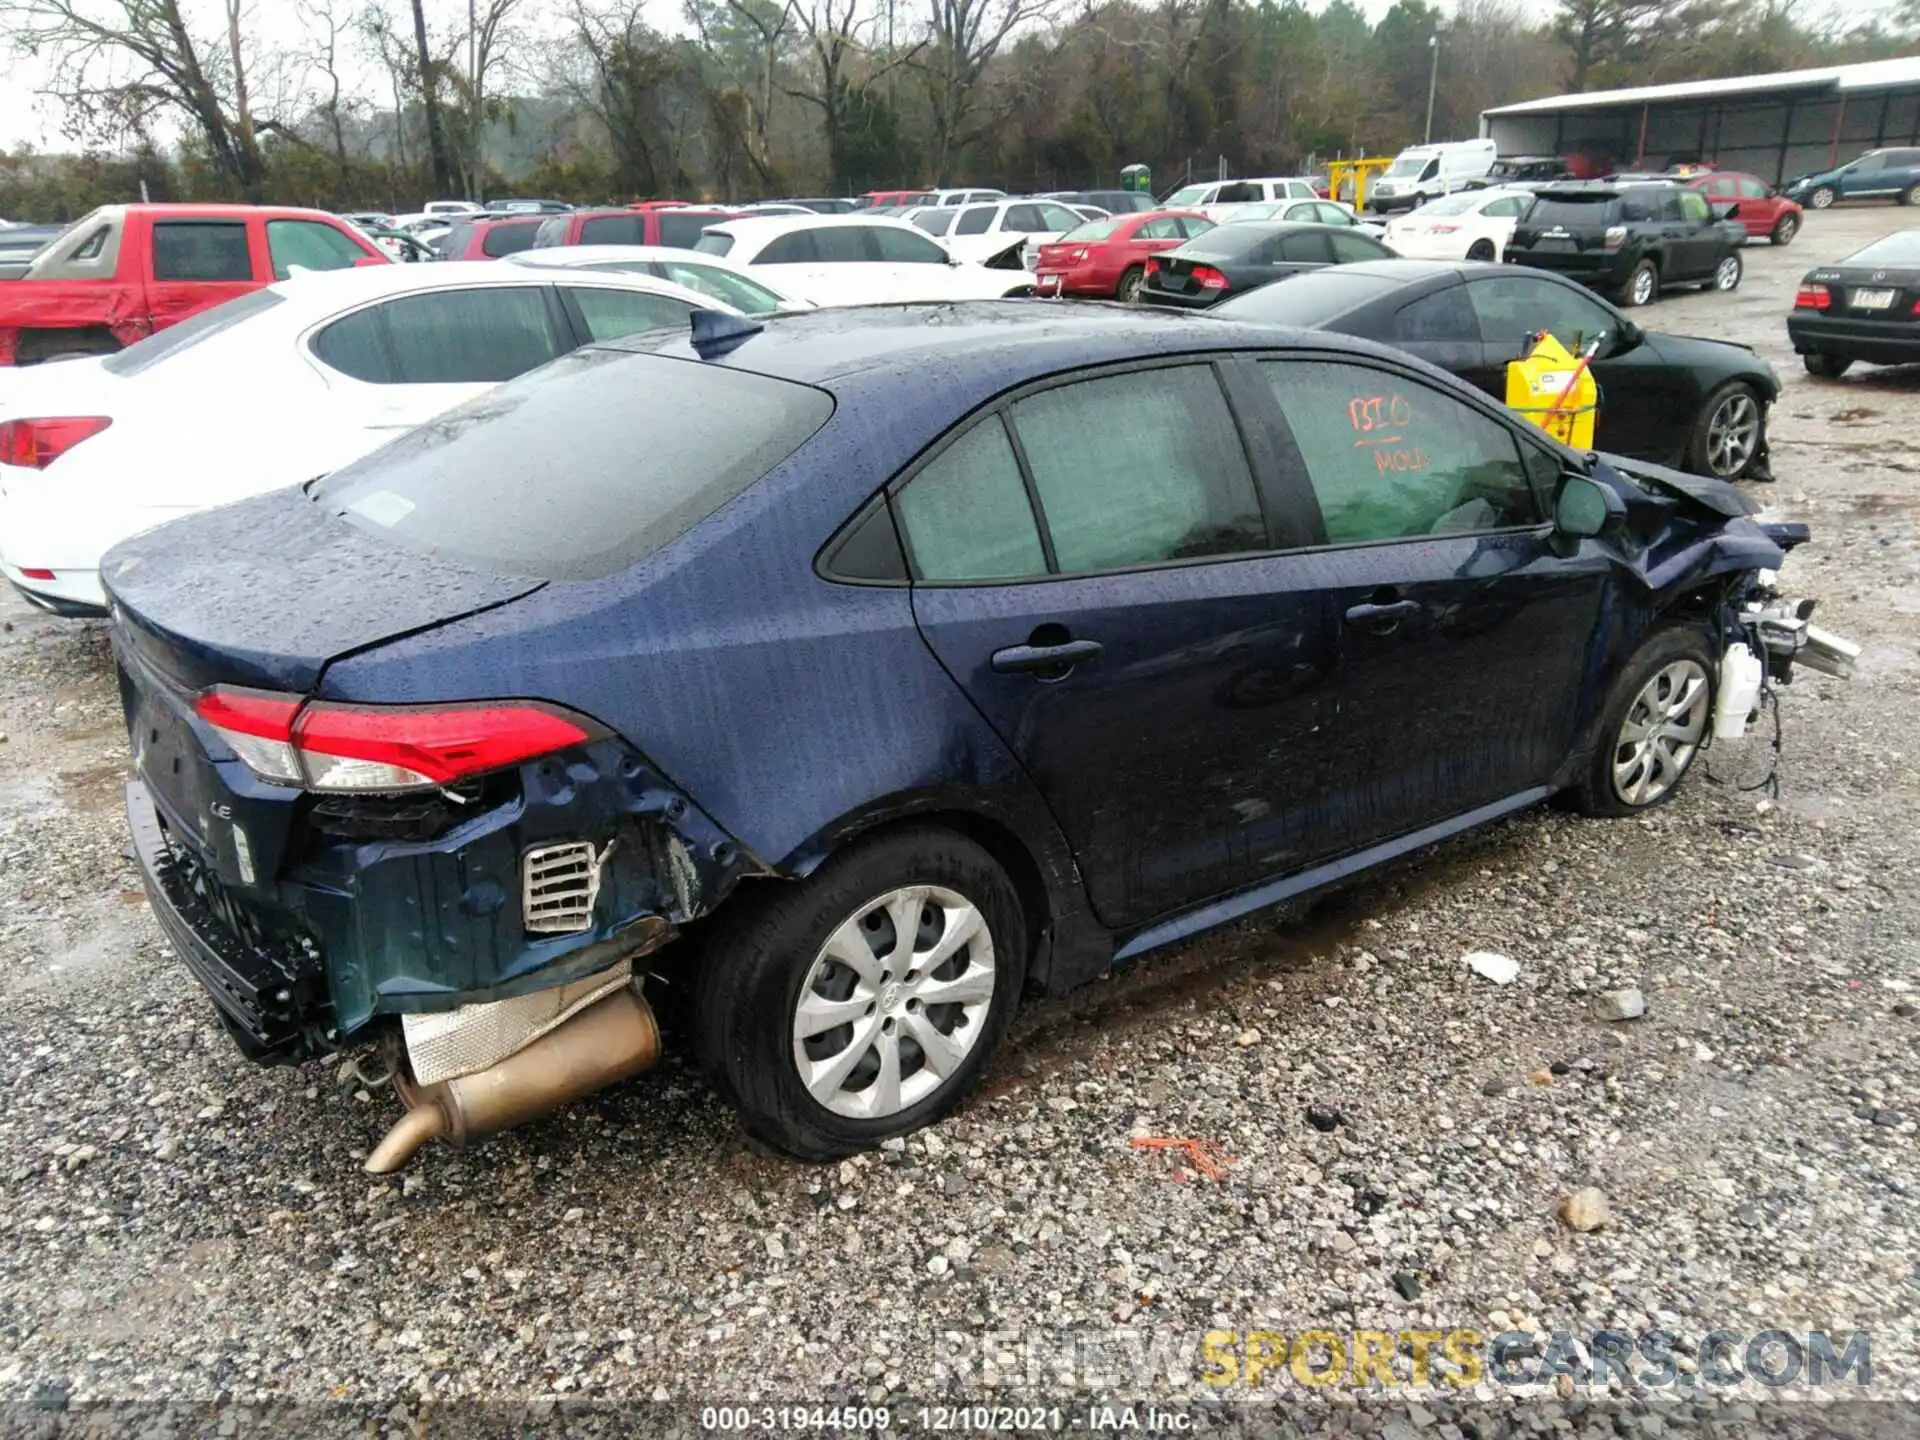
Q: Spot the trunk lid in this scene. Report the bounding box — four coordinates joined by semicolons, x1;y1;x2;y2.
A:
103;486;544;695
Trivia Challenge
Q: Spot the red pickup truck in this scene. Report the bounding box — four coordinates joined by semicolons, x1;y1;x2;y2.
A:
0;203;386;366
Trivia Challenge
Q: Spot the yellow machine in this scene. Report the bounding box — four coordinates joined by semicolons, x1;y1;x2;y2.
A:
1505;332;1599;449
1325;157;1395;210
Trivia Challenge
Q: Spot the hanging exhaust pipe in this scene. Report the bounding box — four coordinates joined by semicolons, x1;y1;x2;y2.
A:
365;981;661;1174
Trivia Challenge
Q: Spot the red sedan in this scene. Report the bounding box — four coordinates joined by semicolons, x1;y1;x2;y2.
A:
1032;209;1215;302
1688;171;1803;246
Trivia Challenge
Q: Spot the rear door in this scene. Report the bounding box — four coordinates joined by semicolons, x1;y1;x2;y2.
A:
899;359;1336;928
1840;152;1890;199
144;216;260;332
1669;188;1719;278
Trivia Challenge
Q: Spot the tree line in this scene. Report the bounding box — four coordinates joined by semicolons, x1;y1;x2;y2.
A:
0;0;1914;222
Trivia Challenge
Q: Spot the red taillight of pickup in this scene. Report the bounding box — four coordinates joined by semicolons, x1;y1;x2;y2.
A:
194;687;596;794
0;416;113;469
1793;284;1832;311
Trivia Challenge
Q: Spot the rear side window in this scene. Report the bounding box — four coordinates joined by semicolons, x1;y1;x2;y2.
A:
953;207;993;236
481;222;540;257
914;210;957;236
267;219;369;278
1008;366;1265;573
1262;359;1541;544
1278;232;1331;263
657;212;720;248
758;231;815;264
1392;285;1477;343
694;232;735;257
311;287;562;384
103;289;284;376
896;418;1046;581
312;350;834;580
561;286;695;341
653;261;786;314
1328;231;1386;262
579;214;647;245
871;226;947;263
152;221;252;281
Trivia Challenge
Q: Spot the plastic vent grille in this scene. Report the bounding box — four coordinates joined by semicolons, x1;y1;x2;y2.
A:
522;840;604;935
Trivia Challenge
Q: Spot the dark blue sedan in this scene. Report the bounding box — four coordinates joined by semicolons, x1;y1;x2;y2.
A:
103;303;1813;1171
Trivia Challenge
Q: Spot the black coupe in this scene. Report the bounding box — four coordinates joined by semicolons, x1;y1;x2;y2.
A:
1214;260;1778;481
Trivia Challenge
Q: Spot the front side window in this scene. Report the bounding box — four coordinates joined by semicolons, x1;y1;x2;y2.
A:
1002;204;1048;232
266;219;370;278
1008;366;1266;573
1736;176;1770;199
312;286;562;385
895;417;1046;582
657;212;721;248
871;226;949;263
1468;274;1616;352
152;221;252;281
756;231;814;264
1677;190;1711;223
563;285;695;341
580;214;647;245
1134;217;1179;241
1038;204;1083;232
1262;359;1541;545
813;226;875;262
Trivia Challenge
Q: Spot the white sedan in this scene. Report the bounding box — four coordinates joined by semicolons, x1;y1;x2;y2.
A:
1380;187;1534;262
506;244;814;314
691;215;1037;305
0;263;737;615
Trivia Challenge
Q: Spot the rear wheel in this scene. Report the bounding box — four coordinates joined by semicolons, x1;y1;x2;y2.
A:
1809;186;1836;210
1803;352;1853;380
1770;213;1799;246
693;826;1026;1159
1465;239;1497;262
1567;627;1715;817
1622;259;1659;308
1711;251;1742;292
1689;380;1764;479
1117;265;1145;303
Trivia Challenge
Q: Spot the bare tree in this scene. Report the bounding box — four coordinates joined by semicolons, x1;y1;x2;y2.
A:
1;0;273;190
557;0;693;196
917;0;1054;180
448;0;535;201
787;0;920;191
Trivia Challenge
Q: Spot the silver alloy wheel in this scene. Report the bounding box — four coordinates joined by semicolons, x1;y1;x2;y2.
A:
791;885;996;1119
1811;187;1835;210
1705;389;1760;476
1714;255;1741;291
1612;659;1710;806
1774;215;1798;245
1119;269;1144;302
1630;265;1656;306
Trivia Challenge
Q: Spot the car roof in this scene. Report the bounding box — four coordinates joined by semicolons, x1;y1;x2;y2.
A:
607;300;1362;393
260;259;723;315
702;213;928;244
507;243;749;270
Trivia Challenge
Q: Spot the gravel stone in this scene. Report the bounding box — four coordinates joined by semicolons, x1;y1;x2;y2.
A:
1595;987;1648;1021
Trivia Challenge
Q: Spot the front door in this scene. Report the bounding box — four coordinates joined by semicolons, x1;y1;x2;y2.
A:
1463;271;1693;467
896;361;1341;930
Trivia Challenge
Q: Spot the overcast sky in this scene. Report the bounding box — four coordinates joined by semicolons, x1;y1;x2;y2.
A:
0;0;1901;152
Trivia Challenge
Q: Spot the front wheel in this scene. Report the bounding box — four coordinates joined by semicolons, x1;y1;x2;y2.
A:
1809;186;1836;209
1117;265;1145;303
1689;380;1765;479
694;826;1026;1159
1567;627;1716;817
1803;352;1853;380
1622;259;1659;307
1711;251;1742;292
1771;213;1799;246
1902;184;1920;207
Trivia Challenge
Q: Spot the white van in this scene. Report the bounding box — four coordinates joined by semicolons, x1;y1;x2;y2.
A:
1367;140;1498;213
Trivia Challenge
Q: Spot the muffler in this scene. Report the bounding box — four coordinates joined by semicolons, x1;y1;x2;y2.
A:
365;981;660;1173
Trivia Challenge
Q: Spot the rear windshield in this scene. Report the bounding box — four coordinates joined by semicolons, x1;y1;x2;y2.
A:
1525;195;1615;229
695;232;735;257
1062;217;1121;243
310;350;834;581
914;210;957;236
103;288;285;376
1177;225;1274;258
1845;232;1920;266
1212;271;1399;325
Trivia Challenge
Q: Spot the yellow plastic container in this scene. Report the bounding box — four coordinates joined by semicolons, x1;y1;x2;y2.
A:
1506;332;1599;449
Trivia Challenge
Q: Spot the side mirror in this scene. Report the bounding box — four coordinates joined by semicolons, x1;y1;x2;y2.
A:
1613;318;1642;349
1554;474;1624;539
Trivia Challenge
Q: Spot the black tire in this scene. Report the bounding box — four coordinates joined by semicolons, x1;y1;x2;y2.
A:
1710;250;1742;293
693;825;1027;1160
1116;265;1145;303
1770;213;1799;246
1621;258;1659;308
1902;184;1920;207
1466;239;1497;262
1566;626;1716;817
1809;186;1836;210
1688;380;1766;479
1803;352;1853;380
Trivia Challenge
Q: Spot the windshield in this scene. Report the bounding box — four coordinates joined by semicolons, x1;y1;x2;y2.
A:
103;289;285;377
312;350;832;581
1845;232;1920;266
1060;218;1121;243
1385;154;1430;178
1165;185;1209;207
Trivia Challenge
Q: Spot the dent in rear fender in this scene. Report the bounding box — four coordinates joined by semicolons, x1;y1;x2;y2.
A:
284;737;753;1035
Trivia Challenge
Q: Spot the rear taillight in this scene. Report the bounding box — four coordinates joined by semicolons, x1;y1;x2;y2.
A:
1794;284;1831;310
1428;223;1459;234
1192;265;1229;291
0;416;112;469
1603;225;1626;251
193;687;594;793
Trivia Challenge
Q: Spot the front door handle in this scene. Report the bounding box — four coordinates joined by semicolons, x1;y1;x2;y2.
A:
991;638;1103;676
1344;598;1421;634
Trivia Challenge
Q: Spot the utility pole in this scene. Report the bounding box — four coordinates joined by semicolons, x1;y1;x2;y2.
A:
1424;34;1439;145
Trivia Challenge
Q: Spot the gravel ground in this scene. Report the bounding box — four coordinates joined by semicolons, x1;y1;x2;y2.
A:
0;208;1915;1435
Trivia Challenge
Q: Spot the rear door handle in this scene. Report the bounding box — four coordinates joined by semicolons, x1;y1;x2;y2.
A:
991;638;1103;675
1344;599;1421;633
